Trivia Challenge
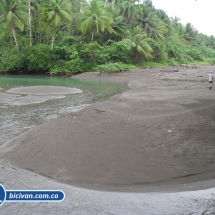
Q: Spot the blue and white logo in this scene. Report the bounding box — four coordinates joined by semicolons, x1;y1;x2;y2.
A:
0;184;6;206
0;184;64;206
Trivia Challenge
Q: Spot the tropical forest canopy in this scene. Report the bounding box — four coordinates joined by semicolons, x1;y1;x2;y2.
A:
0;0;215;75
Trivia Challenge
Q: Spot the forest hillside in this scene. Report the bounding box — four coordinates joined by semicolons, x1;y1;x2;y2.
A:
0;0;215;75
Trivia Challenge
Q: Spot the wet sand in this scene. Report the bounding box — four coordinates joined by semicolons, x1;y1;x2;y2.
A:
1;160;215;215
1;65;215;194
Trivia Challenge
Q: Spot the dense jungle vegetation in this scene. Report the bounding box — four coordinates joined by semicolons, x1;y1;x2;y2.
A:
1;0;215;75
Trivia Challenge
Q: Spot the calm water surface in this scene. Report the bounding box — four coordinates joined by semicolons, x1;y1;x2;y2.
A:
0;75;127;145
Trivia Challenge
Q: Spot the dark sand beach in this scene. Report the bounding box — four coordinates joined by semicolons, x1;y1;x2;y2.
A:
1;65;215;193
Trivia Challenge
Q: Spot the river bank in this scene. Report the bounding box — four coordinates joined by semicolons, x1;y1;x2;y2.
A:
1;65;215;214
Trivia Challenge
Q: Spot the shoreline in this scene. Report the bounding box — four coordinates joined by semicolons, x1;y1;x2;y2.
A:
1;65;215;193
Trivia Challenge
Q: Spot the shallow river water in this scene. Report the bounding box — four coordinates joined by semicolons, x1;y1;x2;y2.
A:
0;75;127;145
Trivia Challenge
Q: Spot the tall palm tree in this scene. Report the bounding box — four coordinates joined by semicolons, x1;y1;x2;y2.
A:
118;0;140;24
155;9;170;30
153;18;168;40
124;25;153;61
171;16;181;28
27;0;38;46
0;0;29;50
78;0;114;42
105;5;126;38
20;0;39;46
136;7;165;41
39;0;73;49
183;23;197;43
39;0;73;28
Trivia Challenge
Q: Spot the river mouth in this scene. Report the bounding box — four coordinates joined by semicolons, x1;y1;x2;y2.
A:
0;75;127;145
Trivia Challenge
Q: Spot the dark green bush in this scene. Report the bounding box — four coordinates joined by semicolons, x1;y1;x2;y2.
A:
50;48;86;75
198;46;215;58
80;42;100;63
185;47;202;61
26;44;54;73
148;40;168;61
0;47;26;74
97;40;131;64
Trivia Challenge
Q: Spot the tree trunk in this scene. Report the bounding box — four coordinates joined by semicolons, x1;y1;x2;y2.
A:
39;31;43;43
112;0;115;7
91;30;94;43
104;0;108;8
80;2;83;12
28;0;32;46
11;28;18;50
51;36;55;49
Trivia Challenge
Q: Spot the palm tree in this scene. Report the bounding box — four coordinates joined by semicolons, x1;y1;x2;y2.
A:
20;0;39;46
0;0;29;50
136;7;165;41
124;26;153;61
184;23;197;42
153;18;168;40
39;0;73;49
27;0;38;46
171;16;181;28
155;9;170;30
78;0;114;42
105;5;126;38
118;0;140;24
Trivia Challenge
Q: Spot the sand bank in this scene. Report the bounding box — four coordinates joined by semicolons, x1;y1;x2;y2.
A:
1;65;215;192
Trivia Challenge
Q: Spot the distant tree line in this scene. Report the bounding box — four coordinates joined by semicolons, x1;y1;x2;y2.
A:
0;0;215;75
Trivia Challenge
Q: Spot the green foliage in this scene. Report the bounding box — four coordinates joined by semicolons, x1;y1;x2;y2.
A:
97;40;131;64
58;36;84;47
53;36;84;61
205;58;215;64
80;42;101;62
0;47;26;74
120;64;137;69
0;0;215;75
0;0;29;49
0;30;12;47
39;0;73;29
50;36;93;75
198;46;215;58
78;0;114;41
50;50;85;75
148;40;168;61
26;44;54;73
166;38;184;59
165;37;202;63
95;62;126;73
124;26;153;62
51;43;93;75
167;58;179;66
49;66;69;76
185;47;202;61
64;49;84;73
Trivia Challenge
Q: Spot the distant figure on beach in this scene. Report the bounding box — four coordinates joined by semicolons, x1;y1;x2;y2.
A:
208;72;214;90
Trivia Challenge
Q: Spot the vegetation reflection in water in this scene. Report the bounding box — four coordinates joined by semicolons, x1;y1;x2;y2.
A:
0;75;128;145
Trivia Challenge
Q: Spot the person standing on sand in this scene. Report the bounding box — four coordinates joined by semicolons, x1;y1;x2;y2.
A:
208;72;214;90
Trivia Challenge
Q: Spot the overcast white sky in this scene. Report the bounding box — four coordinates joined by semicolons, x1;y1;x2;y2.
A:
151;0;215;36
